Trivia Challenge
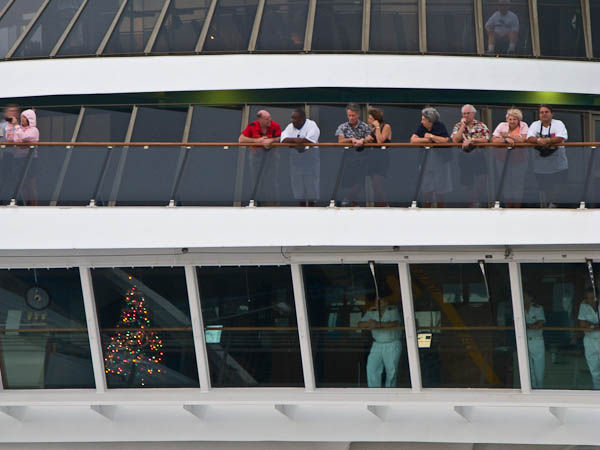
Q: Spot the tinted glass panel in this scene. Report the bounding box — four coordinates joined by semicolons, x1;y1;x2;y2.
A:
13;0;84;59
312;0;362;51
369;0;418;52
202;0;258;52
176;106;242;205
482;0;531;56
593;0;600;59
255;0;308;51
538;0;585;58
116;106;186;205
93;267;198;388
152;0;210;53
0;268;94;389
411;263;518;388
58;107;132;206
520;263;600;390
304;264;410;388
426;0;476;54
0;0;45;58
589;122;600;206
197;266;303;387
58;0;125;56
103;0;166;54
17;108;80;206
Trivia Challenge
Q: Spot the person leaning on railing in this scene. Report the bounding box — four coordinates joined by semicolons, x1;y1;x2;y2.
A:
526;104;568;208
365;107;391;207
410;107;452;207
491;108;529;208
5;109;39;205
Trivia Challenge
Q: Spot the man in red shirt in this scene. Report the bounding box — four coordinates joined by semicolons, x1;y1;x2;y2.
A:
238;110;282;204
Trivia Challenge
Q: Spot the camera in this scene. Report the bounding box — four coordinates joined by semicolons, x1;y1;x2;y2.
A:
535;146;557;157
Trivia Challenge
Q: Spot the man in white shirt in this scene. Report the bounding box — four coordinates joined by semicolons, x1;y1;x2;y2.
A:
523;287;545;389
280;108;320;206
526;105;569;207
358;298;403;387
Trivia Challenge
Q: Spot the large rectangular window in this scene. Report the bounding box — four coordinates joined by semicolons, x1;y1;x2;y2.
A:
0;0;45;58
482;0;532;56
197;266;303;387
312;0;363;51
202;0;258;52
0;268;94;389
538;0;585;58
255;0;308;51
152;0;211;53
304;264;410;388
411;263;518;388
369;0;418;52
426;0;476;54
93;267;199;388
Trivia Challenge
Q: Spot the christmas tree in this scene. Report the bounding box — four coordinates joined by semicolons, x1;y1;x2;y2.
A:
104;276;164;386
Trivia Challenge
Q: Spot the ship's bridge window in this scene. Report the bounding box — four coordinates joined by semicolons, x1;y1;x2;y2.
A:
202;0;259;52
312;0;363;51
197;266;304;387
410;263;519;388
255;0;309;51
482;0;532;56
369;0;418;53
0;268;95;389
152;0;212;53
425;0;476;54
537;0;585;58
0;0;45;59
303;264;411;388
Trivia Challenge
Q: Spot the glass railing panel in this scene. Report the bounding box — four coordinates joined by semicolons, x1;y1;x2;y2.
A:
0;146;27;205
58;107;132;206
152;0;211;53
587;147;600;207
93;267;199;388
58;0;126;57
202;0;258;52
369;0;418;52
410;263;519;389
426;0;476;54
0;268;94;389
255;0;309;51
482;0;532;56
13;0;85;59
176;106;242;205
0;0;45;59
197;266;303;387
520;263;599;390
312;0;363;51
103;0;166;55
115;106;186;205
304;264;410;388
538;0;585;58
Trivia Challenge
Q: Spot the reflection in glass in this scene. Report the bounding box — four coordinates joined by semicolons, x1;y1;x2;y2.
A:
482;0;531;56
17;108;80;206
410;263;518;388
116;106;186;205
58;0;125;56
304;264;410;388
312;0;363;51
58;107;132;205
93;267;198;388
103;0;166;54
369;0;418;52
538;0;585;58
13;0;84;59
152;0;211;53
197;266;303;387
426;0;475;54
520;263;598;390
0;268;94;389
0;0;45;58
592;0;600;59
176;106;242;205
255;0;308;51
202;0;258;52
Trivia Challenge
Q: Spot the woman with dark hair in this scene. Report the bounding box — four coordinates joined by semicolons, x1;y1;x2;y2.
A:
365;107;392;206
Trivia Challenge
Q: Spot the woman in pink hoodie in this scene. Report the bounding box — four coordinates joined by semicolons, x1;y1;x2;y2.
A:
5;109;39;204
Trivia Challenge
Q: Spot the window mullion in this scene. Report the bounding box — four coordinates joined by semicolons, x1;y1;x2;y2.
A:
291;264;316;391
185;266;211;391
398;262;422;392
508;261;532;393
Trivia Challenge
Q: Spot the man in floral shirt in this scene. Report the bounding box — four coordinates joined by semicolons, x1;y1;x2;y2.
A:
451;104;491;206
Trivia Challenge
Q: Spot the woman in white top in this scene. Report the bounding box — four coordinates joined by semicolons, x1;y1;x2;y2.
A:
526;105;568;207
492;108;529;207
578;287;600;389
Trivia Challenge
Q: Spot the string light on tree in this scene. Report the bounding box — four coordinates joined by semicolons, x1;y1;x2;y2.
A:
104;276;164;386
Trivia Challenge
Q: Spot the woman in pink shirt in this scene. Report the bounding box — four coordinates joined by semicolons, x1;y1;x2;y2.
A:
492;108;529;208
5;109;39;204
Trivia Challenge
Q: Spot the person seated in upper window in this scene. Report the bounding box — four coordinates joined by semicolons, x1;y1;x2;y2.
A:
485;0;520;55
491;108;529;208
451;105;490;207
526;104;568;208
410;107;452;207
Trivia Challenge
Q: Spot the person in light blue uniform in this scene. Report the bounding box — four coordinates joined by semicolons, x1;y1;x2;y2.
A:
523;287;545;388
358;298;402;387
578;287;600;389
